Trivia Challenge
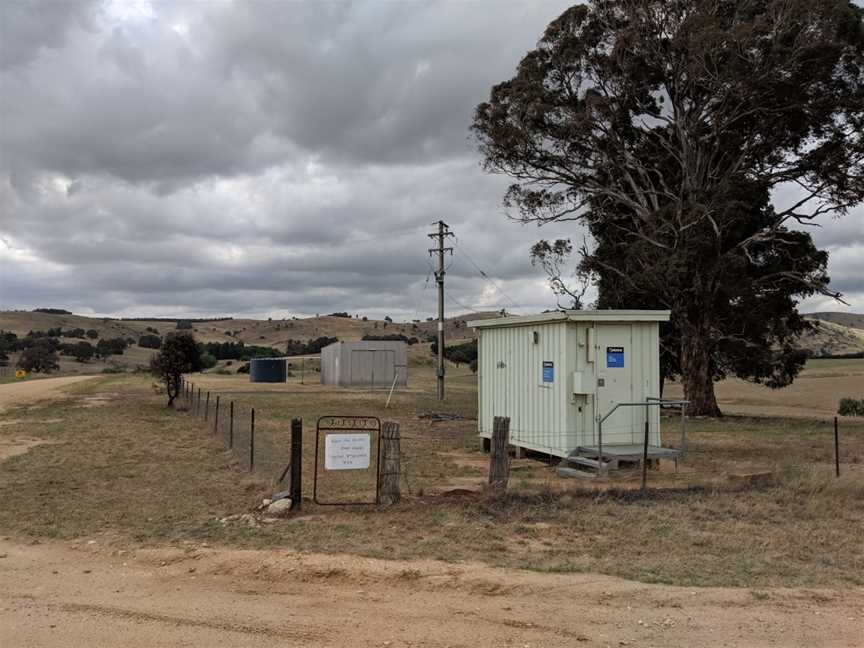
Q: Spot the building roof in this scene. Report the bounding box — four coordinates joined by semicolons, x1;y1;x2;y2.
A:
321;340;407;351
467;310;670;329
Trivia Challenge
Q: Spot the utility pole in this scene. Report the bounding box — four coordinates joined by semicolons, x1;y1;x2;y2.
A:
428;220;453;400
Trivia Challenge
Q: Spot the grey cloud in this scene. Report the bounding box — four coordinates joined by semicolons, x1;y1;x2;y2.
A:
0;0;96;69
1;0;861;320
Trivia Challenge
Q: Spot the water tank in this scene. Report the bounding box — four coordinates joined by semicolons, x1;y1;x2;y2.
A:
249;358;287;383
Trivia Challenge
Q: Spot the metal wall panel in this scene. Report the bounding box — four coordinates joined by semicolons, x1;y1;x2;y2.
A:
477;318;663;458
320;341;407;386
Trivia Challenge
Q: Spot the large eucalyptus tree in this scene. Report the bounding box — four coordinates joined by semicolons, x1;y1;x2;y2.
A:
473;0;864;415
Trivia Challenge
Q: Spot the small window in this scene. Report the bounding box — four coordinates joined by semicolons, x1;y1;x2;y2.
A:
532;331;539;344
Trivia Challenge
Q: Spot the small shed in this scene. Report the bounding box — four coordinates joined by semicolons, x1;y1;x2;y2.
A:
320;341;407;387
469;310;673;462
249;357;288;383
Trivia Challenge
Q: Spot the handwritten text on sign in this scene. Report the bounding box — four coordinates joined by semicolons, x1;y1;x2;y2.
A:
325;433;371;470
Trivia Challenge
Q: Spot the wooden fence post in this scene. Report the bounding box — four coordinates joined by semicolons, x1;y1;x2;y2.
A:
488;416;511;490
196;388;201;416
249;408;255;472
641;419;650;492
290;417;302;510
379;422;401;506
835;416;841;478
213;395;220;435
229;401;234;448
205;391;210;421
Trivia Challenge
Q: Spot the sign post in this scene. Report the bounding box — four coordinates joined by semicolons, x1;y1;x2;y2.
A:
314;416;381;505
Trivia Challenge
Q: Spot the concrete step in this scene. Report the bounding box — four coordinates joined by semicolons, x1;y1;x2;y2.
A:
568;456;605;470
557;465;596;479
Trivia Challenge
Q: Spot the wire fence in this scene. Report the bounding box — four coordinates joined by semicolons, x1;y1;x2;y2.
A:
174;377;856;499
178;377;291;479
175;375;483;499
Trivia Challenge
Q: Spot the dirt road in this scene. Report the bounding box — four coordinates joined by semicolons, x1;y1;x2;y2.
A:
1;538;861;648
0;376;97;413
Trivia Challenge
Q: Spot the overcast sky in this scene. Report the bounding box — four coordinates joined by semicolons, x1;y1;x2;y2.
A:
1;1;862;320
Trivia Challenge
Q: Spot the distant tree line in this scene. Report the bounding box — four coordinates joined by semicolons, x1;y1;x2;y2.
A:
430;339;478;371
0;328;135;372
285;337;338;356
32;308;73;315
199;341;284;361
361;334;420;345
100;317;235;323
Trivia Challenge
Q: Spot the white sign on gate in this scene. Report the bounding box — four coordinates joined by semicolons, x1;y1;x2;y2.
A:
324;433;371;470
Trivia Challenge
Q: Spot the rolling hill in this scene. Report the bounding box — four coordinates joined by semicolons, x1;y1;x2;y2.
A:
3;309;860;378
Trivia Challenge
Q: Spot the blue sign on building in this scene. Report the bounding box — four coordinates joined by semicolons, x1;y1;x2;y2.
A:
606;346;625;368
542;361;554;382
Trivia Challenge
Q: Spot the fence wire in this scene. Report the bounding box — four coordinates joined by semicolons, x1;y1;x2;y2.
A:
179;379;291;481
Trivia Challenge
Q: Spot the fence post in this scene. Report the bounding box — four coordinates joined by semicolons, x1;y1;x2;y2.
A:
641;419;650;492
290;417;302;510
488;416;511;490
196;388;201;416
229;401;234;448
249;408;255;472
214;395;220;435
835;416;840;478
380;422;401;506
205;391;210;421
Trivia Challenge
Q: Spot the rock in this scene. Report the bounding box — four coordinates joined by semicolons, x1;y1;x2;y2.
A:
266;498;293;517
261;499;272;507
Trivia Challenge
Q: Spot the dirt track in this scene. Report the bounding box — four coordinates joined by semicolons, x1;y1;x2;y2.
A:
1;538;861;648
0;376;97;413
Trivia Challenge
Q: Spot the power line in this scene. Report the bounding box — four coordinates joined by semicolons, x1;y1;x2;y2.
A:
452;239;521;309
445;293;486;315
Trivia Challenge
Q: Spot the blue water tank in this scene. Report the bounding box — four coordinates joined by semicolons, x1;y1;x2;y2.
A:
249;358;287;383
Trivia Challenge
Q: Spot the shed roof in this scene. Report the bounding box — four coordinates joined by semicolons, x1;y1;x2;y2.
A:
321;340;407;351
468;310;670;329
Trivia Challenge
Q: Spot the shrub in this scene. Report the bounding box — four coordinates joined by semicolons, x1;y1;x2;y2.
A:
838;398;864;417
17;343;60;373
85;329;99;339
72;341;95;363
96;337;128;358
199;352;218;370
237;362;250;374
138;334;162;349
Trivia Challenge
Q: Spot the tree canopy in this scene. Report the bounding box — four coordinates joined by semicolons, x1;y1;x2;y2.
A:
150;332;204;406
473;0;864;415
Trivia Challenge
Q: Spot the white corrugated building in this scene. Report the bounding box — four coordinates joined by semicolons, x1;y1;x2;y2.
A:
469;310;675;464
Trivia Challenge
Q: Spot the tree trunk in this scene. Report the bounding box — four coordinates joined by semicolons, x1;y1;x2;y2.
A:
680;329;722;417
167;374;179;407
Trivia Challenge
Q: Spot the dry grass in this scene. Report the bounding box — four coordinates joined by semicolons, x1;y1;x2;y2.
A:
0;368;862;588
665;357;864;420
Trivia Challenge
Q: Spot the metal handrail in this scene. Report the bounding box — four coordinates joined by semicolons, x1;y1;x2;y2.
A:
596;398;689;476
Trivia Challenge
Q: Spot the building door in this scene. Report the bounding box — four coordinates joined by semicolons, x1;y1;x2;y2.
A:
350;351;373;385
371;350;395;388
596;324;635;445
